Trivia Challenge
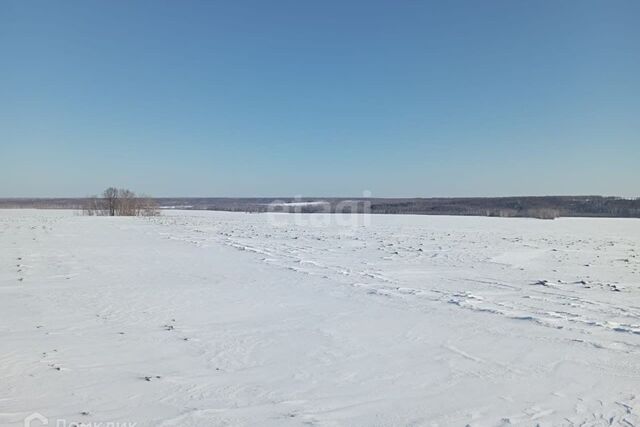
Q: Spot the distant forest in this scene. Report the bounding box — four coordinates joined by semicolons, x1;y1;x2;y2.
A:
1;196;639;219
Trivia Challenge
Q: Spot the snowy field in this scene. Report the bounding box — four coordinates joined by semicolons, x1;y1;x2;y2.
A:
1;209;640;427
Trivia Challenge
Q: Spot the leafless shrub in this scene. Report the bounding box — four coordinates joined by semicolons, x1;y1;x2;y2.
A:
82;195;105;216
82;188;160;217
116;188;137;216
103;187;118;216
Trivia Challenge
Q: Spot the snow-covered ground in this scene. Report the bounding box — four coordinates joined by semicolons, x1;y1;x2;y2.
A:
1;209;639;426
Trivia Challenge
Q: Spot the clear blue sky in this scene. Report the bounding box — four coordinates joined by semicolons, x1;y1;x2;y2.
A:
1;0;638;198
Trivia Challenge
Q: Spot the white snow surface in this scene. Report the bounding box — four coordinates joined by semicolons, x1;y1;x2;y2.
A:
1;209;640;426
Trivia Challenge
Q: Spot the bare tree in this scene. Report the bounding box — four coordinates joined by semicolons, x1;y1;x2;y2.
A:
82;195;107;216
103;187;118;216
83;187;159;217
116;188;137;216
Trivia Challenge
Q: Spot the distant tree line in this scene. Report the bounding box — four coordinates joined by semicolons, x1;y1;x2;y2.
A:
83;187;159;216
151;196;640;219
364;196;640;219
3;195;640;219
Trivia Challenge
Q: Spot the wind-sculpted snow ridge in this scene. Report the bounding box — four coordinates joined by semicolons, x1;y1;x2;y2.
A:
2;210;640;426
